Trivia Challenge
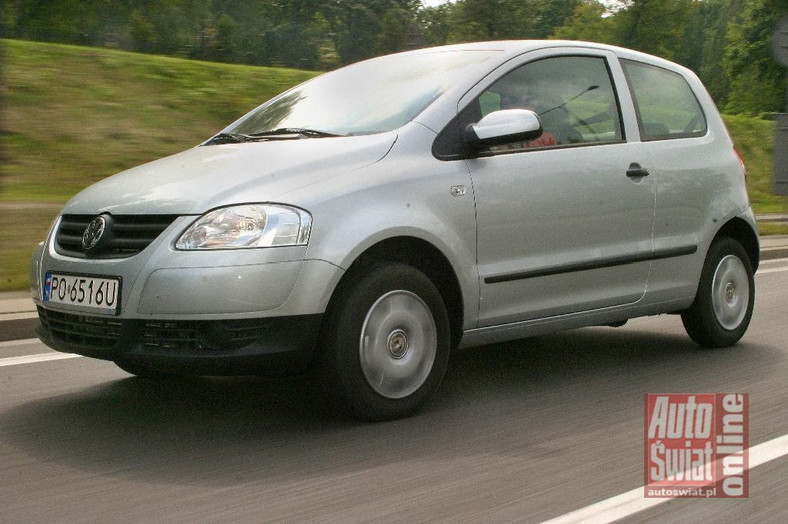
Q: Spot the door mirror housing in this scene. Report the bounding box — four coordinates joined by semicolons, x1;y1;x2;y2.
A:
464;109;543;151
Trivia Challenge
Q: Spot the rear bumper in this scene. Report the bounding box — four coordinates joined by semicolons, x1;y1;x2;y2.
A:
36;307;323;376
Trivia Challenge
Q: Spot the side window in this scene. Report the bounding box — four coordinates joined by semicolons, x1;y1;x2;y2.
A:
622;60;707;140
476;55;624;150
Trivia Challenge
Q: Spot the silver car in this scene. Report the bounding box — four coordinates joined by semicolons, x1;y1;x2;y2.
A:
31;41;759;420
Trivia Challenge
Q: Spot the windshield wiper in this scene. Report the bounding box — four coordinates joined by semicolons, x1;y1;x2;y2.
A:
205;128;344;146
204;132;255;145
247;128;344;139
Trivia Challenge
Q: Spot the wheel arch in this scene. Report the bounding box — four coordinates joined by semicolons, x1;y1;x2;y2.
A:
324;236;465;350
714;217;759;272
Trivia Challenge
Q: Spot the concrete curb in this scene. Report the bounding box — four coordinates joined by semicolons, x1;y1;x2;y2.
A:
758;213;788;223
0;318;39;342
0;291;38;342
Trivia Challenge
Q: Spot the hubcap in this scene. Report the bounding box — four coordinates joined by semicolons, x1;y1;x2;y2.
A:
387;329;409;359
359;290;437;399
711;255;749;330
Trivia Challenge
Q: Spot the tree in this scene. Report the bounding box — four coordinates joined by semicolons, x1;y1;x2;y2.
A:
611;0;698;61
214;13;237;62
130;9;156;53
418;3;453;45
320;0;419;64
378;8;410;54
305;12;341;70
534;0;582;39
693;0;742;104
448;0;532;41
723;0;785;115
551;0;616;43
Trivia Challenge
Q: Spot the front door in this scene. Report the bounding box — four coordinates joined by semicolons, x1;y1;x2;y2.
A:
466;53;656;326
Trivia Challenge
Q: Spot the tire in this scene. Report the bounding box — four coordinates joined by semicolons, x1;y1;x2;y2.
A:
318;261;451;421
681;237;754;348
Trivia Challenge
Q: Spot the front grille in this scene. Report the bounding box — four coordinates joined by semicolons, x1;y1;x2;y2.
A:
38;307;123;349
38;307;270;353
55;214;178;259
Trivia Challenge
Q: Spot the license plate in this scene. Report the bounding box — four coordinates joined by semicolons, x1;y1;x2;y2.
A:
44;272;121;314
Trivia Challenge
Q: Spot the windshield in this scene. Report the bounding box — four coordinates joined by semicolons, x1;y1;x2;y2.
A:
226;50;497;137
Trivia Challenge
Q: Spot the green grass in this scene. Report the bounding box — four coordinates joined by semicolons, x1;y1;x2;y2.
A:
722;114;786;215
1;39;786;290
1;39;317;203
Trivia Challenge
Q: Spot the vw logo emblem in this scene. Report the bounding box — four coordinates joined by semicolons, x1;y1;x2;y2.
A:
82;216;107;250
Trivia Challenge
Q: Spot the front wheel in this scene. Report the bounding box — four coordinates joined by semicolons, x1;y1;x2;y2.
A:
318;262;451;421
681;237;754;348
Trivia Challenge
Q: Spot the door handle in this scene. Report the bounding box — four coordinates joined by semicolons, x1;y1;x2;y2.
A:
626;163;650;178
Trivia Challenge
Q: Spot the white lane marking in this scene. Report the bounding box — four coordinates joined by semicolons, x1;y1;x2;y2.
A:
540;434;788;524
0;352;82;367
0;312;38;321
0;338;41;348
758;256;788;264
756;266;788;275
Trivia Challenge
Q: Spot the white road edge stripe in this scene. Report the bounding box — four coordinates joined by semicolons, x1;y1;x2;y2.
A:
541;434;788;524
756;266;788;275
0;338;41;348
0;351;82;367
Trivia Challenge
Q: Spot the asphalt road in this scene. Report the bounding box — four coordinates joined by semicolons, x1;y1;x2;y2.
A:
1;258;787;523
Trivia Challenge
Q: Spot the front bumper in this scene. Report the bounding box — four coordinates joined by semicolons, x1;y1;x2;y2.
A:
31;216;345;375
36;307;323;375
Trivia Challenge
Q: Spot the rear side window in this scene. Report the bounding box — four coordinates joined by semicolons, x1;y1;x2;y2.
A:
622;59;707;141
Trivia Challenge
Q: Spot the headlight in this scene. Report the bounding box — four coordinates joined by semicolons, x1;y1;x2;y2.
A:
176;204;312;250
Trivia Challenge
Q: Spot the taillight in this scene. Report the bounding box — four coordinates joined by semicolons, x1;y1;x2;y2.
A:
733;145;747;181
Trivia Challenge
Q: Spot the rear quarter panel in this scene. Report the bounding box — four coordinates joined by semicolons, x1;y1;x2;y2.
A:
633;61;751;303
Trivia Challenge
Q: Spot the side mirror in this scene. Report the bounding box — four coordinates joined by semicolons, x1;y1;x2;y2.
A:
464;109;543;151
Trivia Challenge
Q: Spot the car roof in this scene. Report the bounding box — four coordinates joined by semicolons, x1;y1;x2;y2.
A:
402;39;686;72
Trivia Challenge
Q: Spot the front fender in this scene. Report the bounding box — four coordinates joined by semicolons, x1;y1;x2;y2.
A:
303;132;479;328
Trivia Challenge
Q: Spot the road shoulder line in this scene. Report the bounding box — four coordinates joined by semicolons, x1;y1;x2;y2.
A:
541;434;788;524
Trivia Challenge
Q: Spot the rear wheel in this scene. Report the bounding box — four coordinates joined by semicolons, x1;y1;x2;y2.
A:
319;261;450;421
681;237;754;348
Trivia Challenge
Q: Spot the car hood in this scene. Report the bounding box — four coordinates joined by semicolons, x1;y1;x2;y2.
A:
62;133;397;215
